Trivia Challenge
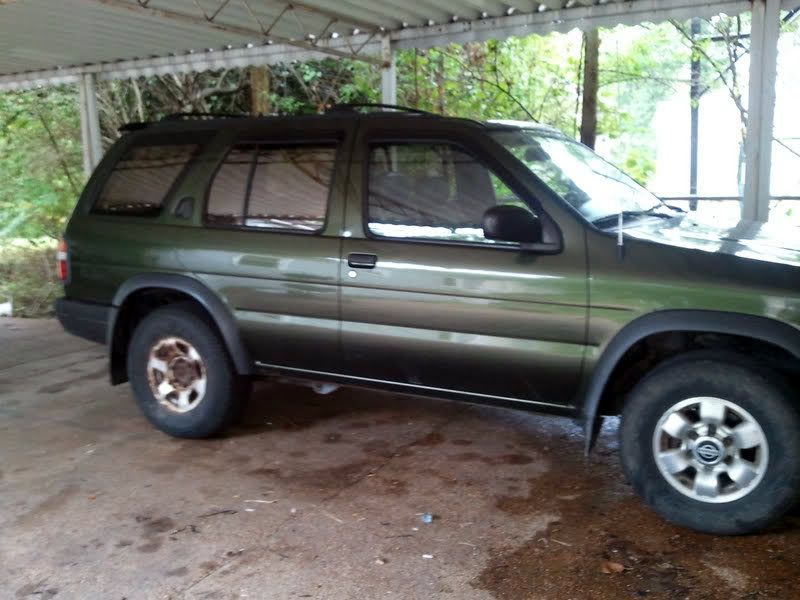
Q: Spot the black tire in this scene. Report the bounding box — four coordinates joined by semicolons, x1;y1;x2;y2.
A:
127;303;248;438
620;351;800;535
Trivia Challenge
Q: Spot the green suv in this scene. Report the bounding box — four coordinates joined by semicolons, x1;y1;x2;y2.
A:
56;107;800;535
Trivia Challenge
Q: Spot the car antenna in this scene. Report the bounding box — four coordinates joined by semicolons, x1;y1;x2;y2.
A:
617;209;625;260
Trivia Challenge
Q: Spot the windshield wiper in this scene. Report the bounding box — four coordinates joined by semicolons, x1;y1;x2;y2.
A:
591;208;675;228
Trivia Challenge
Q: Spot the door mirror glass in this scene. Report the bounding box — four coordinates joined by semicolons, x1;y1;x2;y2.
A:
482;205;543;244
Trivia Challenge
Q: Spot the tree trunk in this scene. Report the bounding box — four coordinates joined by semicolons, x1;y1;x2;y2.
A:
250;66;271;115
435;51;446;115
580;28;600;149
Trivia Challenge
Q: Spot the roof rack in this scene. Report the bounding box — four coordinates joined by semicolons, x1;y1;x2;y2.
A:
161;112;247;121
118;122;152;132
118;112;247;132
327;103;433;116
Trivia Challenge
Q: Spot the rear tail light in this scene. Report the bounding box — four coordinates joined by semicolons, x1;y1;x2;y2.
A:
57;239;69;282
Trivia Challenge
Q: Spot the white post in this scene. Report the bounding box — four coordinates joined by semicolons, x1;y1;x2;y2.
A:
742;0;780;222
380;35;397;106
78;72;103;175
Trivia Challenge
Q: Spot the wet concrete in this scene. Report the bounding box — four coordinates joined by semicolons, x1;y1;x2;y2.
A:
1;317;799;599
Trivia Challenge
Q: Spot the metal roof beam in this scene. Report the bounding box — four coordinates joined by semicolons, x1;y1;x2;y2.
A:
0;34;382;91
91;0;383;64
389;0;752;49
1;0;775;92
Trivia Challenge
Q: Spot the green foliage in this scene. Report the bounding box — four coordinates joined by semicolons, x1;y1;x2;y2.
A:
0;239;61;318
268;58;378;114
396;34;583;132
0;88;83;240
390;23;686;184
598;23;689;180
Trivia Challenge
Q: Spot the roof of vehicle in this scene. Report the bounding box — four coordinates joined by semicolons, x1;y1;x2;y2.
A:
118;106;562;136
486;120;567;137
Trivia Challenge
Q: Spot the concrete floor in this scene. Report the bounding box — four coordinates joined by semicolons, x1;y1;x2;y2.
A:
2;318;800;600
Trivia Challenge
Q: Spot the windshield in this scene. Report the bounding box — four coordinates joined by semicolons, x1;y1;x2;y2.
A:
490;128;663;223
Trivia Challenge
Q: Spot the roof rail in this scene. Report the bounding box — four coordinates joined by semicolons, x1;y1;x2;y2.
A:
327;103;433;116
118;122;152;132
160;112;247;121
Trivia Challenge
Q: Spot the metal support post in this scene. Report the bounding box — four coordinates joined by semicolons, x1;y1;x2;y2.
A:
742;0;780;221
78;73;103;175
381;35;397;106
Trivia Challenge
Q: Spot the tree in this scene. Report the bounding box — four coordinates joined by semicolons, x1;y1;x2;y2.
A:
580;29;600;149
96;70;249;146
0;87;82;239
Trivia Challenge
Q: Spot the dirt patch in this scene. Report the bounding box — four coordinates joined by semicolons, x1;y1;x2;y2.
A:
247;467;281;477
447;451;532;466
135;515;176;554
473;434;800;600
451;451;484;462
370;476;408;496
490;453;533;465
15;580;58;598
37;367;107;394
413;431;445;446
361;439;394;458
247;460;378;491
13;484;79;529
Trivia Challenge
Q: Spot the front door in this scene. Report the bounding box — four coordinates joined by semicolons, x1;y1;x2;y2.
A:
339;122;588;407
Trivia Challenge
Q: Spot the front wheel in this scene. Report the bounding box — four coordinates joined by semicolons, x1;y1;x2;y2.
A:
127;304;248;438
620;353;800;535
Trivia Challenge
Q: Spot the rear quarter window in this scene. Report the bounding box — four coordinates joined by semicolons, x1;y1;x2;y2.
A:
206;143;337;232
92;143;199;216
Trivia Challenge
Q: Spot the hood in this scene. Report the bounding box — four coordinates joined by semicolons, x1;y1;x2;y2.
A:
623;214;800;268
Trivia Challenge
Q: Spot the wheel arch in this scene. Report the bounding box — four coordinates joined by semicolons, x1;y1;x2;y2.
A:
583;310;800;454
108;273;252;383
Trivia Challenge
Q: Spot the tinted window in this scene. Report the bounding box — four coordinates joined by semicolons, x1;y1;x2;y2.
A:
367;142;534;244
206;144;336;232
94;144;198;215
206;147;253;226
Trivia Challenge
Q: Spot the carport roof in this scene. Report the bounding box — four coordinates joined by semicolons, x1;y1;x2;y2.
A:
0;0;775;90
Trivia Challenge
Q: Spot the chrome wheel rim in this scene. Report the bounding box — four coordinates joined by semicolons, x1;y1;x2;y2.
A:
652;397;768;503
146;337;207;413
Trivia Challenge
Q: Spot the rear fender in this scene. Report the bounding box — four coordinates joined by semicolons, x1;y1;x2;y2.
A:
109;273;251;383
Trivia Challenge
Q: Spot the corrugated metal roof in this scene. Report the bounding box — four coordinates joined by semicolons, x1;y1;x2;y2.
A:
0;0;778;89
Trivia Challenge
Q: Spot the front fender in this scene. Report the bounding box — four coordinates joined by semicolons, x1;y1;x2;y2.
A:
582;310;800;453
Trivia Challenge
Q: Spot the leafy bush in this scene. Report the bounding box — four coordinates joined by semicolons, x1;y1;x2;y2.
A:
0;239;61;318
0;88;83;240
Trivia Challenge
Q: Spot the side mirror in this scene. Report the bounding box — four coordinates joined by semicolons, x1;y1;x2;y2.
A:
482;204;543;244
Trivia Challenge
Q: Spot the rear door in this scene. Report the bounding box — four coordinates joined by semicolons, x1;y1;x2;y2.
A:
339;119;588;407
177;118;353;373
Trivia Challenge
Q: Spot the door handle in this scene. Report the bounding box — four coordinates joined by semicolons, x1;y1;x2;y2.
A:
347;253;378;269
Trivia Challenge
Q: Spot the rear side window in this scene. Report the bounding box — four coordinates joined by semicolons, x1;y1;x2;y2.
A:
94;143;198;216
206;143;336;232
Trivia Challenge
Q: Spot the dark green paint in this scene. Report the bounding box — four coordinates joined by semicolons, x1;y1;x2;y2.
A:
62;112;800;418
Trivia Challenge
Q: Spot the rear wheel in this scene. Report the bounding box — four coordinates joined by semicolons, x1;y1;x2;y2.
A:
127;304;248;438
620;353;800;534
